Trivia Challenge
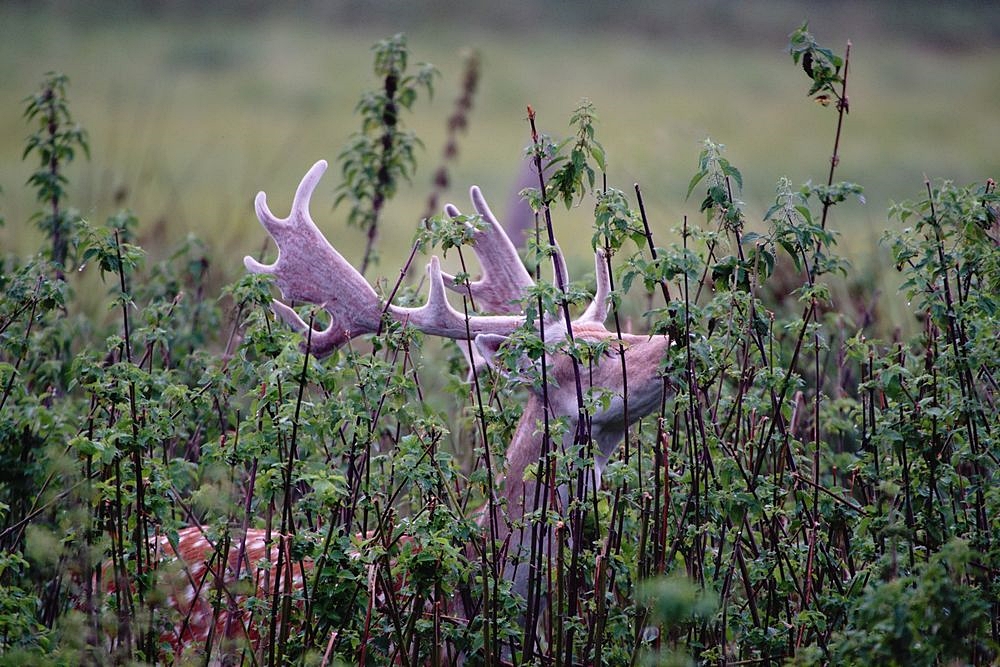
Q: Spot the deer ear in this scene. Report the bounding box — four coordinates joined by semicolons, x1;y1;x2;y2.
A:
473;334;509;372
474;333;539;383
454;338;490;383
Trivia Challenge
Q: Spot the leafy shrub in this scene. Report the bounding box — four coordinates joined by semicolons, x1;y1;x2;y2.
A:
0;24;996;666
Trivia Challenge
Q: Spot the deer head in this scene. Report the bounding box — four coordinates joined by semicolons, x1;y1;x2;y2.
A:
243;159;671;478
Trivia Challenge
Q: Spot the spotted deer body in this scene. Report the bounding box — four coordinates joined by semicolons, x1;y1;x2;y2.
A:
97;526;306;662
105;161;670;662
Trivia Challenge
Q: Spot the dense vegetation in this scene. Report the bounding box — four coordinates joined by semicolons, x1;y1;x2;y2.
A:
1;23;997;666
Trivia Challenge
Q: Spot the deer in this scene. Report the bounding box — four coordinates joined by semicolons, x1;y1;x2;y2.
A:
99;160;672;664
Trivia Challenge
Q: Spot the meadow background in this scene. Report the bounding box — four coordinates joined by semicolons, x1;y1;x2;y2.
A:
2;0;998;302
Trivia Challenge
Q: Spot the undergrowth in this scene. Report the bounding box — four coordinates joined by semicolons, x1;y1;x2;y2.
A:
0;24;997;666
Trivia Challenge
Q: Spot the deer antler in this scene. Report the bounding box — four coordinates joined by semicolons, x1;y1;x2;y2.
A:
244;160;383;355
245;161;531;356
245;161;616;357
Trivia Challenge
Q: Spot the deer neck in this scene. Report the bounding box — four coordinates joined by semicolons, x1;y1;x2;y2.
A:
493;395;547;539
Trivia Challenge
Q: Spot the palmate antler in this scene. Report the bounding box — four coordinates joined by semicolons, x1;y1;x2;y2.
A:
244;160;611;356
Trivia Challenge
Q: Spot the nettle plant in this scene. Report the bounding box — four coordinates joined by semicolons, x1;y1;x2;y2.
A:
0;24;996;667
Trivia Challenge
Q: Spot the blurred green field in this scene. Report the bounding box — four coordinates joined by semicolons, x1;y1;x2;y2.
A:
1;2;998;299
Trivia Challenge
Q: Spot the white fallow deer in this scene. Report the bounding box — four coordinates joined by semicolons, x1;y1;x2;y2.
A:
115;160;671;662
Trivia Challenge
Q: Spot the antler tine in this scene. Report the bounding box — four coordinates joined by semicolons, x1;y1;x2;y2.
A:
244;160;384;356
440;186;535;315
438;186;589;327
392;256;526;339
577;249;611;325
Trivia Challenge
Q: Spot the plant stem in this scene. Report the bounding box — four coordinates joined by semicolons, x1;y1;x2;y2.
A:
819;41;851;232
